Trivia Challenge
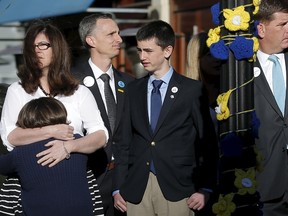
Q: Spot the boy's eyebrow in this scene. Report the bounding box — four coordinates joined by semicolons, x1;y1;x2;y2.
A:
137;47;153;52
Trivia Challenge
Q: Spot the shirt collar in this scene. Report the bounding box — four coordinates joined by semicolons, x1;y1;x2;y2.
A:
257;50;285;64
149;66;173;85
88;58;114;80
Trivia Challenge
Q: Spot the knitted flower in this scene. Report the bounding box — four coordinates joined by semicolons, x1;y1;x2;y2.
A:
210;40;230;60
207;26;221;47
215;89;233;120
223;6;250;31
211;2;221;25
252;20;259;37
252;36;259;52
253;0;260;14
212;193;236;216
248;37;259;62
230;36;254;60
234;168;257;195
220;132;243;157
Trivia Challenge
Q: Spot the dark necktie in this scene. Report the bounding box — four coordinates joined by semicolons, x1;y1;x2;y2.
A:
150;79;163;175
269;55;286;114
100;74;116;133
150;80;163;132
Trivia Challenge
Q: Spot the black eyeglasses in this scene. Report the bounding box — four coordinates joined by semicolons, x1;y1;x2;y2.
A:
35;42;51;50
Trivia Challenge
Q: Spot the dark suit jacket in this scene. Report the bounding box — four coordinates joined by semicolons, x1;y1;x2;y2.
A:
113;70;219;204
72;61;134;184
254;53;288;202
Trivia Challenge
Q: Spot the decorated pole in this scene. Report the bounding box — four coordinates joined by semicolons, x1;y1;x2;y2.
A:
207;0;262;215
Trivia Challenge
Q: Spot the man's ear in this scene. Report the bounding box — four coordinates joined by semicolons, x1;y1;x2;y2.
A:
257;23;265;38
164;45;173;59
86;36;95;48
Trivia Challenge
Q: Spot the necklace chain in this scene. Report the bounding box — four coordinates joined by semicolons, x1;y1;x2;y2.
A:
39;85;52;97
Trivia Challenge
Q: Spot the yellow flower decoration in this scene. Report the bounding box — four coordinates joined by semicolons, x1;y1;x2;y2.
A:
252;37;259;52
215;89;233;121
212;193;236;216
253;0;260;6
253;0;260;14
248;53;257;62
223;6;250;31
234;168;257;195
248;37;259;62
253;6;259;15
207;26;221;47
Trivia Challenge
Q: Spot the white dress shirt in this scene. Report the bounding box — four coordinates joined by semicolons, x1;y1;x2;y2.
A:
257;50;287;93
88;58;117;113
0;82;109;151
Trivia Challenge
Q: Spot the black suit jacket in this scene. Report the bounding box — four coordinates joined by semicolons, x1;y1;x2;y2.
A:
254;53;288;202
113;70;219;203
72;62;134;184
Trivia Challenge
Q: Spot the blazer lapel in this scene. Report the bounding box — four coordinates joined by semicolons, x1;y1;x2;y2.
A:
153;71;179;134
254;59;282;116
113;68;127;132
135;76;153;137
82;62;111;133
284;53;288;117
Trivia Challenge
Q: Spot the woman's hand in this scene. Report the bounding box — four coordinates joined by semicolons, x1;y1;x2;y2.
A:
36;140;70;167
46;124;74;140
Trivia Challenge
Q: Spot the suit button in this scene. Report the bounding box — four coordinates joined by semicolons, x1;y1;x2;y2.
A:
151;141;155;146
284;124;288;128
146;162;150;166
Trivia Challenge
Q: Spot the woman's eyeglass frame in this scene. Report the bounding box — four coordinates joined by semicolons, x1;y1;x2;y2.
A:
35;42;51;50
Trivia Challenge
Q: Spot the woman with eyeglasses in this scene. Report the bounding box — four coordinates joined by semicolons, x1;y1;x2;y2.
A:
0;20;108;216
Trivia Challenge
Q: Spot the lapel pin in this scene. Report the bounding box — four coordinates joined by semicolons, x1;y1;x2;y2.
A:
171;86;178;93
118;89;124;93
253;67;261;78
83;76;95;87
118;81;125;88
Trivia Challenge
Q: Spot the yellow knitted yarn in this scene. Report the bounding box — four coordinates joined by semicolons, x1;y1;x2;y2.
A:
223;6;250;32
216;89;233;121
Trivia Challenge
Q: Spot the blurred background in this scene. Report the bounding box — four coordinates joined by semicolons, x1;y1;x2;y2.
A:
0;0;218;82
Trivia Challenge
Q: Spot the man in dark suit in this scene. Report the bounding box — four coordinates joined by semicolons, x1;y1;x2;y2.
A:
254;0;288;215
113;20;219;216
72;13;134;216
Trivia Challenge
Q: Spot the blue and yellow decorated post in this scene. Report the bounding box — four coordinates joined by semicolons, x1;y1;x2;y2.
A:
207;0;263;215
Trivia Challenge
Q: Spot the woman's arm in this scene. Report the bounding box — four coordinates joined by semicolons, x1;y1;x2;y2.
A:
7;124;74;146
36;86;108;167
36;130;107;167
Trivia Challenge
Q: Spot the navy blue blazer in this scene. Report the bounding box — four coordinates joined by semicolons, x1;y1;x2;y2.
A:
114;70;219;203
